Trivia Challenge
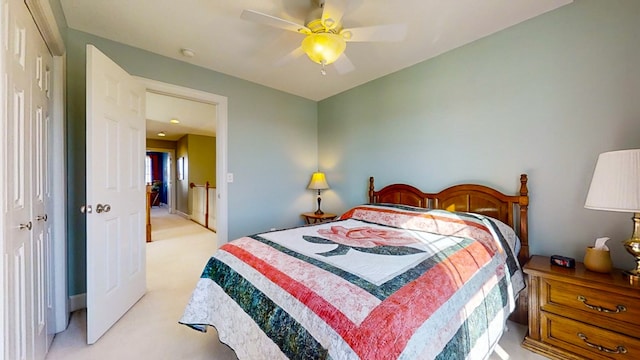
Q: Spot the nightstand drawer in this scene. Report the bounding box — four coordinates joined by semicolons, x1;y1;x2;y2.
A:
301;212;337;224
541;312;640;360
523;256;640;360
542;279;640;333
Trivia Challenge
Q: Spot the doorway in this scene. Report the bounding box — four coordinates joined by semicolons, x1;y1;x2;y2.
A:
137;78;228;244
82;50;229;343
144;90;219;236
81;52;229;343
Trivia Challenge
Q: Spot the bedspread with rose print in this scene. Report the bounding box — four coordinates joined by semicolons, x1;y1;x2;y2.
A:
180;204;525;360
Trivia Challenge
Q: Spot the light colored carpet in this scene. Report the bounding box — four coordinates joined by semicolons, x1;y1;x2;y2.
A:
46;208;237;360
46;208;545;359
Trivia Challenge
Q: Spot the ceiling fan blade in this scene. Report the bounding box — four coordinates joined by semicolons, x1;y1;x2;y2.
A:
241;9;310;34
341;24;408;42
332;53;355;75
275;47;306;67
321;0;348;30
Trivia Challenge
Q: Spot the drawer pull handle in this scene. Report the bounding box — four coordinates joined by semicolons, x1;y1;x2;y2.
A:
577;333;627;354
577;295;626;313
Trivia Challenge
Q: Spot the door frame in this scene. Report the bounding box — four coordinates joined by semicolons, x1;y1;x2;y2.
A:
135;77;228;244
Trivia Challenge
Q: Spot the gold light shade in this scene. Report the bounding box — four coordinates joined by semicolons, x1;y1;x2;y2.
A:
308;172;330;215
307;172;330;190
301;33;346;65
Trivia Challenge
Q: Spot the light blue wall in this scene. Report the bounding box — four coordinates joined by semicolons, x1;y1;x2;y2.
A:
318;0;640;270
53;0;640;295
64;30;318;295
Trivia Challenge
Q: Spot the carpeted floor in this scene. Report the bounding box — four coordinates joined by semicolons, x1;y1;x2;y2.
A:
46;208;237;360
46;207;545;359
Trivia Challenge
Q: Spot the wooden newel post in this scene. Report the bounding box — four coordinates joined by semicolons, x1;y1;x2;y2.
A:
146;184;152;242
205;181;210;228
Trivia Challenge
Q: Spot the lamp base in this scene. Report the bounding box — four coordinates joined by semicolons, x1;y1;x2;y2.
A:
314;190;324;215
623;213;640;282
623;269;640;279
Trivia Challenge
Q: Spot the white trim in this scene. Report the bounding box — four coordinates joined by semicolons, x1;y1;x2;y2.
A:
134;77;229;244
24;0;64;56
176;210;191;220
50;55;68;332
1;1;7;356
69;293;87;312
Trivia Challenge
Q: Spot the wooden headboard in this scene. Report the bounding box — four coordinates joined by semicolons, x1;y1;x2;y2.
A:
368;174;530;324
368;174;529;265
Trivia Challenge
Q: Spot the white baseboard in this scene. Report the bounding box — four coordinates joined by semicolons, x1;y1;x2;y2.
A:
176;211;190;219
69;293;86;312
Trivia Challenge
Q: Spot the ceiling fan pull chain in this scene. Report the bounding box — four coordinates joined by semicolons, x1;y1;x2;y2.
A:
321;61;327;76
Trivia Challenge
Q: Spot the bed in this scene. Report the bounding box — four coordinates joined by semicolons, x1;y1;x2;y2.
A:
180;174;530;359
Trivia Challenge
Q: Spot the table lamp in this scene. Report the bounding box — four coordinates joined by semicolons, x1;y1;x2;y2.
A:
585;149;640;279
308;172;330;215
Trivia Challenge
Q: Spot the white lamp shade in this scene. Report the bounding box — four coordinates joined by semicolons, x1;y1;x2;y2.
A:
585;149;640;212
307;172;330;190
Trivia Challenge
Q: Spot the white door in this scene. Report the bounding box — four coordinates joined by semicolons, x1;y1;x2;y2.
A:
3;0;52;358
29;4;54;354
85;45;146;344
4;1;34;356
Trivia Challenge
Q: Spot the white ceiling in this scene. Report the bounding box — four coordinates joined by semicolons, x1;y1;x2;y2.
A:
60;0;573;102
145;92;217;141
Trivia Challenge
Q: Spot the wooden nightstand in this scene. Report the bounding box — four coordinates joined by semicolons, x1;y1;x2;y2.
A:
301;212;337;224
522;255;640;360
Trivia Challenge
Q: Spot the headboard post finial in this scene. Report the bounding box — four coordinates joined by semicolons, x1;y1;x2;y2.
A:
518;174;530;264
519;174;529;197
369;177;375;203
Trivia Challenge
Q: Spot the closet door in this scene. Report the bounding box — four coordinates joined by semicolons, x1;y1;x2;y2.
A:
29;8;54;354
5;0;35;357
2;0;52;358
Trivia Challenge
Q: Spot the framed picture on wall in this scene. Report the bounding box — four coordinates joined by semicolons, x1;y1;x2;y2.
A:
177;157;184;180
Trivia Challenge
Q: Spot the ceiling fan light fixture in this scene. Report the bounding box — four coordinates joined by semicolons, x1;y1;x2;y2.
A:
301;32;346;66
340;30;352;40
180;48;195;58
323;17;336;29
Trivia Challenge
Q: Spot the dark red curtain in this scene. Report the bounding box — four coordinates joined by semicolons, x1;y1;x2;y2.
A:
148;152;162;181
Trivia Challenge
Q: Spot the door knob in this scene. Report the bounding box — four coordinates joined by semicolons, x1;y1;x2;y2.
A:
36;214;48;222
96;203;111;214
19;221;32;230
80;205;93;214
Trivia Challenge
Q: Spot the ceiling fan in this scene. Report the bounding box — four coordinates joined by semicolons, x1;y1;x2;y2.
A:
240;0;407;75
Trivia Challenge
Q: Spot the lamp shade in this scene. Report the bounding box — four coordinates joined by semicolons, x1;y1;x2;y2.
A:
301;33;346;65
307;172;330;190
585;149;640;212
